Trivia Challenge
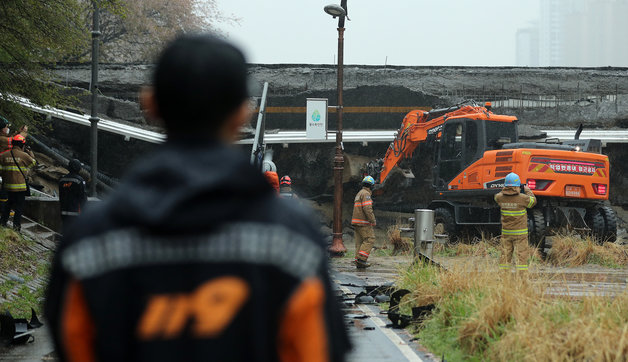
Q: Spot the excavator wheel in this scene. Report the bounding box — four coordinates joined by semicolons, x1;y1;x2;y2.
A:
599;205;618;242
527;209;546;251
584;206;606;244
434;208;459;244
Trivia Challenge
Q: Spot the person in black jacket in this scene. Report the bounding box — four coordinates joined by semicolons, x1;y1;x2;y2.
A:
45;34;350;362
58;158;87;230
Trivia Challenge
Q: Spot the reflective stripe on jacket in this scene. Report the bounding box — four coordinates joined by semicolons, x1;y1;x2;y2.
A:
0;148;35;192
351;187;376;226
494;186;536;235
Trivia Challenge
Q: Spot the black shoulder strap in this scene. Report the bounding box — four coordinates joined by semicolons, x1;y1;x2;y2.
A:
10;149;29;185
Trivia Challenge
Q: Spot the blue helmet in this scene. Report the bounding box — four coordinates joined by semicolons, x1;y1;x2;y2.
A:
504;172;521;187
362;175;375;186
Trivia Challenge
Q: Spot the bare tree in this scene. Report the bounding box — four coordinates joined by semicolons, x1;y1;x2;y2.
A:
93;0;235;62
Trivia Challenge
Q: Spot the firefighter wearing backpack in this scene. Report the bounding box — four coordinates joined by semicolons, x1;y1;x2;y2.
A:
352;176;377;269
494;172;536;271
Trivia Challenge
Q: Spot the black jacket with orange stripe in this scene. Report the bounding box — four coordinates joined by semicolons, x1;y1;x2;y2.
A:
45;138;350;362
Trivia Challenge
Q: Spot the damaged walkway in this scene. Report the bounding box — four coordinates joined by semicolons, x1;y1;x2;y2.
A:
331;256;435;362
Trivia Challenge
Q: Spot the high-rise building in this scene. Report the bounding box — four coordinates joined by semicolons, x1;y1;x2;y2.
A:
563;0;628;66
520;0;628;67
516;23;540;66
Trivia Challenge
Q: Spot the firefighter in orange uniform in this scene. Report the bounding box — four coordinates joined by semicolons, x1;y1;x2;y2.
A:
352;176;377;269
494;172;536;271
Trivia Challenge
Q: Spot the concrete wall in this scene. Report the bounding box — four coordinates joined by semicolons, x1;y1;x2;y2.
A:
53;64;628;129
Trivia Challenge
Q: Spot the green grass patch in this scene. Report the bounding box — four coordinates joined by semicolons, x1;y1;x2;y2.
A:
0;227;52;317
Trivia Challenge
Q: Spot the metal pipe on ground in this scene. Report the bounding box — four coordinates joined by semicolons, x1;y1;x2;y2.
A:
414;209;435;260
410;209;446;269
27;135;117;192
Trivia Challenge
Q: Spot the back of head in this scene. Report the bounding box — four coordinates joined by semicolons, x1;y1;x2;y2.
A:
0;115;9;130
68;159;82;173
153;34;249;136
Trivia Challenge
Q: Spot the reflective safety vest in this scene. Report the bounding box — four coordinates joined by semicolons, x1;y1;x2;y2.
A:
494;186;537;236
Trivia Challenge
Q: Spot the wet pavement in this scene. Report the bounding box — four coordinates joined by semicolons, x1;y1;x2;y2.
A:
0;325;56;361
333;270;435;362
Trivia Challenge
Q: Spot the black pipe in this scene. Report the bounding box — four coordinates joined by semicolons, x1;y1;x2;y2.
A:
28;135;118;189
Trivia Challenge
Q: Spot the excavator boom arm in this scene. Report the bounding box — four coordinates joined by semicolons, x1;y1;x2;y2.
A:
377;103;516;183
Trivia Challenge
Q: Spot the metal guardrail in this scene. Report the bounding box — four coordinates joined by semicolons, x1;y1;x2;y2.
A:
238;129;628;146
11;96;166;143
540;130;628;146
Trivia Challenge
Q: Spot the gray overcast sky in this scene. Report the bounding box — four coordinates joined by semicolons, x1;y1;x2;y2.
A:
214;0;540;66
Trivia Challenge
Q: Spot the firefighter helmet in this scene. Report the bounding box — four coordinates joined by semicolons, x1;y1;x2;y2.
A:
280;175;292;186
11;134;25;146
504;172;521;187
362;175;375;186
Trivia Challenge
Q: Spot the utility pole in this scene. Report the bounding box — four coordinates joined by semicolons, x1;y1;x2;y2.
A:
89;0;101;197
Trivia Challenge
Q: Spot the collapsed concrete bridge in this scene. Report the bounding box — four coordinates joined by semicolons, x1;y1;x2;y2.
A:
36;64;628;206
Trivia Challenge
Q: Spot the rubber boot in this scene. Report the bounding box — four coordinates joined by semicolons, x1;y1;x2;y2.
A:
355;259;371;269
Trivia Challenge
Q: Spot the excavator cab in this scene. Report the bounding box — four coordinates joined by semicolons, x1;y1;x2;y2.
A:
433;119;518;189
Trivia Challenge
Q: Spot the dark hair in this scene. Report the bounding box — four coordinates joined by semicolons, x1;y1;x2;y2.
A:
153;34;249;136
68;159;82;173
0;116;9;129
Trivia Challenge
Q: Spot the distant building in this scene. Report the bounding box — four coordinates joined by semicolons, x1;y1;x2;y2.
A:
516;23;539;66
563;0;628;66
519;0;628;67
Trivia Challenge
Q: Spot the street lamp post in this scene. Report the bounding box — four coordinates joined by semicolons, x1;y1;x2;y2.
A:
89;0;101;197
325;1;348;256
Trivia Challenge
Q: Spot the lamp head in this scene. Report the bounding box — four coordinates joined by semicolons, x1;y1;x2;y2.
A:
324;4;346;18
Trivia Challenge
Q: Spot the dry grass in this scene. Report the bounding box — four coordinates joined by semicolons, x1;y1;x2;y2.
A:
387;224;412;255
547;233;628;267
489;292;628;361
433;232;626;268
433;235;543;264
400;260;628;361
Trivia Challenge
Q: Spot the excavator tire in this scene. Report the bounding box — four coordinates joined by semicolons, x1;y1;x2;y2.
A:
585;206;606;244
527;209;547;251
434;208;459;244
599;205;617;242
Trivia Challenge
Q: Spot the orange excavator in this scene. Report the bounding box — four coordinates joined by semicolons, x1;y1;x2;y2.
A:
368;101;616;247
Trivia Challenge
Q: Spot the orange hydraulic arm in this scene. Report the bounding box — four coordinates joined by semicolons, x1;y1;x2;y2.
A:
378;104;515;183
379;109;434;183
